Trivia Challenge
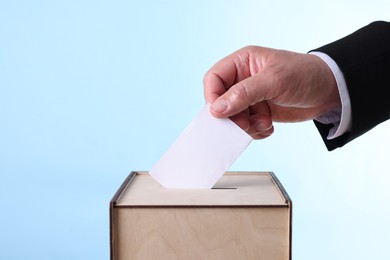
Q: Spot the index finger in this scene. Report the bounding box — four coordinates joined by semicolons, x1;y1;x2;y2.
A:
203;54;240;104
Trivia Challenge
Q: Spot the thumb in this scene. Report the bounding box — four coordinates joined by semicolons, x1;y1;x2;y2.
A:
210;74;267;118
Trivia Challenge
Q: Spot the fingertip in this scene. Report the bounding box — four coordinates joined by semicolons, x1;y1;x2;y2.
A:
210;98;229;115
247;116;274;138
252;127;274;140
255;120;273;132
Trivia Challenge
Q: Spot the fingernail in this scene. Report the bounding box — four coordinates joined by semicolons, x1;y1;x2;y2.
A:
211;99;228;113
255;121;269;132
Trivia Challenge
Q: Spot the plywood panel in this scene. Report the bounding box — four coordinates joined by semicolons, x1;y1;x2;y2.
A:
114;207;290;260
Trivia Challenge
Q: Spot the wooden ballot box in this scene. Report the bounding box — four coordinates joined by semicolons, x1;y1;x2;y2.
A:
110;171;292;260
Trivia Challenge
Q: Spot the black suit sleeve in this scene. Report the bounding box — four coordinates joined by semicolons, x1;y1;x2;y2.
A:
312;21;390;151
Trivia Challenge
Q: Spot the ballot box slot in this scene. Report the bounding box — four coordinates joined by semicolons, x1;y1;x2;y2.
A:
211;187;237;189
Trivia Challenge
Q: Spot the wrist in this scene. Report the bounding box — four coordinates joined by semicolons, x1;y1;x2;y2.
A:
309;51;352;138
309;53;341;117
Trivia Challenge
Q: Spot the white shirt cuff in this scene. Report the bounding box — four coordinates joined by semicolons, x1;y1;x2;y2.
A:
309;51;352;139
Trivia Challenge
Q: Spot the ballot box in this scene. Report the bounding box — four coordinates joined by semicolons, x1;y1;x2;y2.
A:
110;171;292;260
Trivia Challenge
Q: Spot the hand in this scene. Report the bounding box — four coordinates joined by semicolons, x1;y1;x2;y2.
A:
203;46;341;139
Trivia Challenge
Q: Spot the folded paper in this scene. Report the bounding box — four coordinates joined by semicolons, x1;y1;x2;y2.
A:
150;104;253;189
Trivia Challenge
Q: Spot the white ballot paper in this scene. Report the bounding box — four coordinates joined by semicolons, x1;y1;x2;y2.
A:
150;104;253;189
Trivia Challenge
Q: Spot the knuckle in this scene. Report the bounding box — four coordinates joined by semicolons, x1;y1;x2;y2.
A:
231;84;251;103
243;45;258;52
203;70;213;83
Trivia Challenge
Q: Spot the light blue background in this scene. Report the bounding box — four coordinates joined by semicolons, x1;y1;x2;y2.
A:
1;1;390;259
